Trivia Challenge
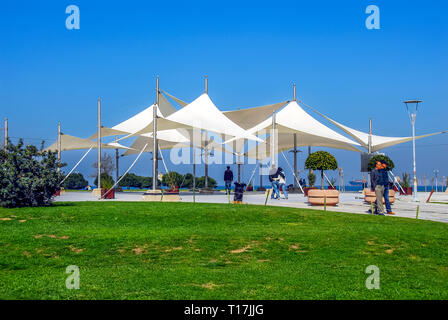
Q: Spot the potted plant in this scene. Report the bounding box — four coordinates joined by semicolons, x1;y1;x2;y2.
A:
305;151;339;205
246;183;253;192
100;174;115;199
328;178;337;190
162;171;183;193
304;171;317;196
400;172;412;195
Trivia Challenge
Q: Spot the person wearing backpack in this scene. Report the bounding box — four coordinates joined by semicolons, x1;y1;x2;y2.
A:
277;167;288;199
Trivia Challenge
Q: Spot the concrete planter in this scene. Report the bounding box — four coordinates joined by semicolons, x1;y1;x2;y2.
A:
142;189;180;202
364;188;395;204
304;187;317;196
308;189;339;206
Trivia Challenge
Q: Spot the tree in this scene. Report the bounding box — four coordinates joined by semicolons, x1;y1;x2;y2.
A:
305;151;338;189
0;139;63;208
367;154;395;171
118;173;142;189
62;172;88;190
139;176;154;189
195;176;217;189
182;173;194;188
91;152;115;178
162;171;184;189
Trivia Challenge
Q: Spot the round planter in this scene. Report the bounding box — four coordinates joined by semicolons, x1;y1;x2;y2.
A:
308;189;339;206
364;189;395;204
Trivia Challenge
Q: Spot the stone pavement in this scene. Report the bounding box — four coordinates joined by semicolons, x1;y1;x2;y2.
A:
55;190;448;224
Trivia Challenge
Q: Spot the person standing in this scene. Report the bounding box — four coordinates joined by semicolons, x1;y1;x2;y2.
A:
277;167;288;199
269;164;280;199
381;162;395;215
224;166;233;194
374;161;388;215
369;163;380;214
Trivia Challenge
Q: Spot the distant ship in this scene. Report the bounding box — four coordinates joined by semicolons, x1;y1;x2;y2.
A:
349;179;366;186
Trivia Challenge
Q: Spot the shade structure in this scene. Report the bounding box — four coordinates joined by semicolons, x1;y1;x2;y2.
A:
303;104;447;152
44;133;131;152
129;93;264;143
223;101;289;130
88;92;178;140
240;101;361;158
122;135;191;156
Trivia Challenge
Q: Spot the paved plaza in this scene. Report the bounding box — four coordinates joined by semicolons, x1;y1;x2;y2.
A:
55;190;448;224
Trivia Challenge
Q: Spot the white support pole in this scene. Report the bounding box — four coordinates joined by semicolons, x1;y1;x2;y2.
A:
152;76;159;190
97;98;101;190
115;136;119;183
411;114;418;200
404;100;421;202
57;122;61;174
272;112;276;165
204;75;209;189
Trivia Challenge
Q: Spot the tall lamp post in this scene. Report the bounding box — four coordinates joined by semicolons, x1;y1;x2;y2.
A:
404;100;422;202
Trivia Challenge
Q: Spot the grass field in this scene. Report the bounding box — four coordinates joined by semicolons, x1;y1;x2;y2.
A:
0;202;447;300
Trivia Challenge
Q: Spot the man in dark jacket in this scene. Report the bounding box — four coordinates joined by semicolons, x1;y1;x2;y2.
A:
370;163;380;214
224;166;233;193
381;162;394;215
373;160;389;215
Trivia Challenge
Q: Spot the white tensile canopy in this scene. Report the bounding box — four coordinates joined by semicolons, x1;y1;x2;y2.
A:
241;101;361;158
44;133;131;152
304;105;447;152
223;101;289;130
88;93;179;140
129;93;264;143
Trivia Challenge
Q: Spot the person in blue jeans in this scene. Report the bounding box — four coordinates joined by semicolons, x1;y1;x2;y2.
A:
277;167;288;199
381;162;395;215
223;166;233;194
269;165;280;199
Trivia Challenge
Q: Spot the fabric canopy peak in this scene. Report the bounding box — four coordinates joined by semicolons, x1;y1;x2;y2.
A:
300;100;447;152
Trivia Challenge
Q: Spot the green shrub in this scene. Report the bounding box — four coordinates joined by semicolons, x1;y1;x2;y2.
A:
307;172;316;187
0;139;63;208
162;171;184;189
62;172;88;190
195;176;217;189
118;173;142;189
94;173;114;190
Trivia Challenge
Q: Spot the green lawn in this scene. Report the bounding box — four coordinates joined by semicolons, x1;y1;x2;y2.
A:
0;202;447;300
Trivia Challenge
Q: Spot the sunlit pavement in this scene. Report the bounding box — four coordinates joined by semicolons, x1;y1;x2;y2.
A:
55;191;448;224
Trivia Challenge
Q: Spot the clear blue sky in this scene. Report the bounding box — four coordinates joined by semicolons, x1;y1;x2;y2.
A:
1;0;447;186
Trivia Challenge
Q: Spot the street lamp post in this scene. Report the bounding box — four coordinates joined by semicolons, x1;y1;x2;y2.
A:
404;100;422;202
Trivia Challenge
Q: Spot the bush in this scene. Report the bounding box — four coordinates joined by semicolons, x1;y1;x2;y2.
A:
162;171;184;189
305;151;338;189
195;176;217;189
62;173;88;190
94;173;114;190
118;173;142;189
401;172;410;189
0;139;63;208
307;172;316;188
367;154;395;171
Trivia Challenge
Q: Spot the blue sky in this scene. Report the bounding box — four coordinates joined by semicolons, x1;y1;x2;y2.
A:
1;0;447;186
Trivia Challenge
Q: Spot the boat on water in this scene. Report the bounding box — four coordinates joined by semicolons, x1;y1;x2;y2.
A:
349;179;366;186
